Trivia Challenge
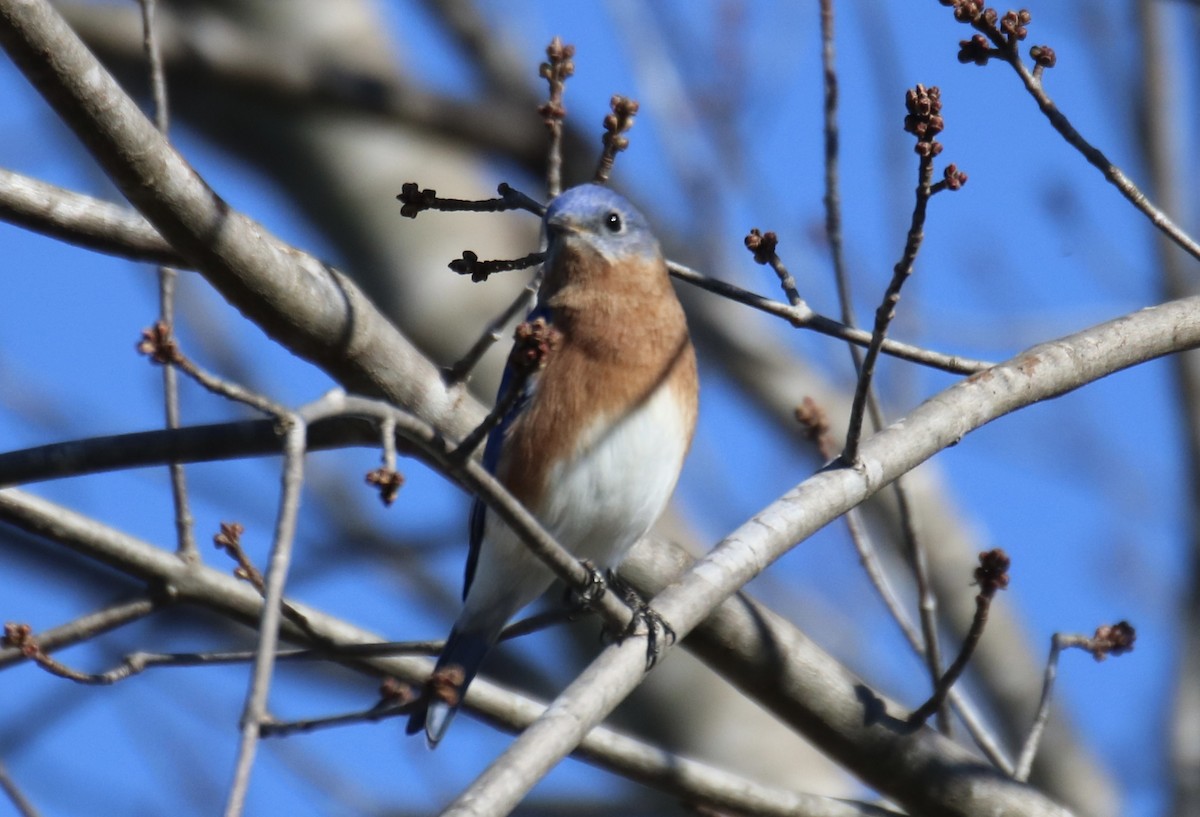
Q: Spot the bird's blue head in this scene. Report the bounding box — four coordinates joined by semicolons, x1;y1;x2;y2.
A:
542;184;659;263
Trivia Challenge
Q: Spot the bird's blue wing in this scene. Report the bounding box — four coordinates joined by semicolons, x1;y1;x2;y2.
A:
462;304;549;599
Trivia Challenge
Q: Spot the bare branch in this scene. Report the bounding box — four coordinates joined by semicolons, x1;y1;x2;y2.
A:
943;1;1200;262
435;283;1200;817
0;489;900;817
667;262;989;375
0;0;488;442
223;412;307;817
1015;622;1137;781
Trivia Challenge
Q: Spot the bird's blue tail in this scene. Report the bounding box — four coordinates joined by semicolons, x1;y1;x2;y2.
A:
406;624;497;747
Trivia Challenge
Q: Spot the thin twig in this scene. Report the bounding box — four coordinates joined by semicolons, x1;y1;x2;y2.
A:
222;413;307;817
446;270;544;385
0;761;41;817
137;322;289;417
820;0;857;353
0;596;162;670
943;1;1200;262
908;549;1010;726
897;479;952;734
744;229;804;308
364;414;404;506
0;641;448;685
260;701;408;738
208;520;320;640
1;607;579;688
844;84;948;462
538;37;574;198
1015;622;1136;781
397;181;543;218
139;0;195;561
448;250;544;283
667;261;988;375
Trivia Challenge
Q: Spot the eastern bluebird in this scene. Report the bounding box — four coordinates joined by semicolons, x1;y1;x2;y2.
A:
406;183;698;746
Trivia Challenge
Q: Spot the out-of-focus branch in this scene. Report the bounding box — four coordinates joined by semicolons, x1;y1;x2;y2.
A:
0;761;40;817
223;411;307;817
439;291;1200;817
1134;3;1200;814
137;0;197;562
0;168;180;265
0;0;486;440
0;417;375;487
56;0;555;170
0;488;899;817
0;168;989;377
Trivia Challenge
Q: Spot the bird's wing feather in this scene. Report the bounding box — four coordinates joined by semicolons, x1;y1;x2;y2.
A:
463;303;551;599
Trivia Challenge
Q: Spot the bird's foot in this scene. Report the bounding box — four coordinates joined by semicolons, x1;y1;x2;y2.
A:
562;560;608;620
623;603;676;670
603;571;675;669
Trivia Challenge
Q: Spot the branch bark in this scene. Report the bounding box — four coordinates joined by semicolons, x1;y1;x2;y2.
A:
440;293;1200;817
0;0;484;439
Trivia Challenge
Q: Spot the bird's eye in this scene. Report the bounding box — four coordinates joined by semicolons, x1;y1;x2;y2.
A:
604;211;623;233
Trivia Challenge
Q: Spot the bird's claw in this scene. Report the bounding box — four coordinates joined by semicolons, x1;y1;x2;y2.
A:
563;561;608;620
623;603;675;670
577;561;608;606
601;570;675;669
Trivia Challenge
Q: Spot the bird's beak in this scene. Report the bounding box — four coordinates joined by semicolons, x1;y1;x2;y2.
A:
544;212;578;238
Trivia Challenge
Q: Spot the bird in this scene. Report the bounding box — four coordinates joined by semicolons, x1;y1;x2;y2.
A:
406;183;698;746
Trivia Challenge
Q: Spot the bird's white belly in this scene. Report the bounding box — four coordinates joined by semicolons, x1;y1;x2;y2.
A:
539;382;689;567
465;383;688;620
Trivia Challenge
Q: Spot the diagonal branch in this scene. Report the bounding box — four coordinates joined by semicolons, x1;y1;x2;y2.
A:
0;488;899;817
0;0;485;441
439;294;1200;817
0;166;989;378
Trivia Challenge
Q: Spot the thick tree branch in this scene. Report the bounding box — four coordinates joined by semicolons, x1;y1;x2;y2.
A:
0;488;898;817
440;294;1200;817
0;0;484;439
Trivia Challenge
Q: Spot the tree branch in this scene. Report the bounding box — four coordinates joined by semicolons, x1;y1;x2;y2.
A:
439;293;1200;817
0;0;485;440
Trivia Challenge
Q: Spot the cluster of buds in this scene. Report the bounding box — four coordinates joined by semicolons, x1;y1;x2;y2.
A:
940;0;988;22
999;8;1031;40
941;2;1053;73
397;183;438;219
601;96;639;157
1029;44;1056;69
939;163;969;192
510;317;562;375
743;228;779;266
904;84;945;158
537;37;575;126
973;548;1011;595
941;0;1029;39
136;321;180;365
2;622;36;656
1086;621;1136;662
365;467;405;506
